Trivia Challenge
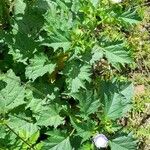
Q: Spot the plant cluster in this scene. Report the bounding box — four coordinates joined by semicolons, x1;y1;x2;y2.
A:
0;0;145;149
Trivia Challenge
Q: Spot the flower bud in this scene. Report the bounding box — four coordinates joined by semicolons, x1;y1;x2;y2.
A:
93;134;108;148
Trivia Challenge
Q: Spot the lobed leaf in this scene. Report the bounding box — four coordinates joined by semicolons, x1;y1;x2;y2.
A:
100;42;132;68
100;81;134;120
118;9;141;25
71;90;100;119
25;53;56;81
64;61;91;93
0;70;25;114
110;134;137;150
37;105;65;128
43;130;72;150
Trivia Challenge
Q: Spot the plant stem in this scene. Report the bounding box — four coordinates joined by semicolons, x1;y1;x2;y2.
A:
69;129;75;137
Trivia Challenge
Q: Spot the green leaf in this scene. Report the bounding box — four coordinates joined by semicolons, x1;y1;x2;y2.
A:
43;2;72;32
42;2;72;52
100;81;134;120
8;115;38;139
25;88;47;115
90;45;103;64
64;61;91;93
120;83;134;113
13;0;45;36
41;41;71;52
110;134;137;150
103;93;128;120
5;32;37;64
14;0;26;16
25;53;56;81
90;0;99;8
43;130;72;150
118;9;141;25
28;131;40;145
71;119;96;142
26;96;45;114
71;90;100;118
79;142;92;150
121;83;134;101
100;42;132;68
0;125;6;139
6;115;39;149
37;105;65;128
0;70;25;114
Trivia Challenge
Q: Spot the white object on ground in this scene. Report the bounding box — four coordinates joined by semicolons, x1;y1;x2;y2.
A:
111;0;122;3
93;134;108;148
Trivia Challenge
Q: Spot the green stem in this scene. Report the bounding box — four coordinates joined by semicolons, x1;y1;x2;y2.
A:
69;129;75;137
